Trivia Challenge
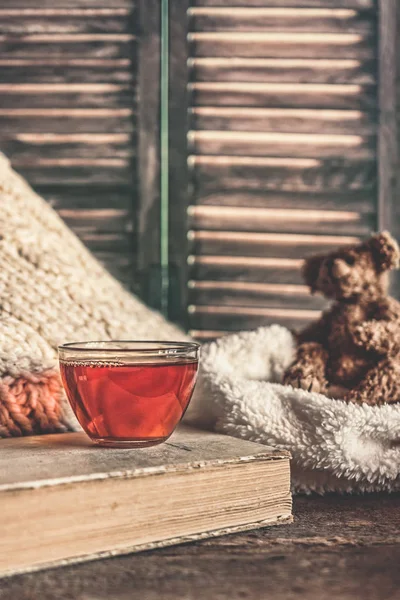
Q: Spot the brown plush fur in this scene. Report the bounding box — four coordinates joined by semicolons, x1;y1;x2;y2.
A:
283;232;400;405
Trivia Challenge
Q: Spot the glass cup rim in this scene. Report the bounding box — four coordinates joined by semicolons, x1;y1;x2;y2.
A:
58;340;200;353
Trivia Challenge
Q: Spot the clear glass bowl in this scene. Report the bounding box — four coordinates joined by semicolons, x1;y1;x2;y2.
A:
59;341;200;448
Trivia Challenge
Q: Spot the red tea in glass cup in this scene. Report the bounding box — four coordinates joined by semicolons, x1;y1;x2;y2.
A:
59;341;200;448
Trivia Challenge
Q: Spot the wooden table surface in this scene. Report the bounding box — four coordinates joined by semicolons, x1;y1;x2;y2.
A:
1;493;399;600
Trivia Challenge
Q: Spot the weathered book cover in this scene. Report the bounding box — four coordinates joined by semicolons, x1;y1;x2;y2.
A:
0;426;292;576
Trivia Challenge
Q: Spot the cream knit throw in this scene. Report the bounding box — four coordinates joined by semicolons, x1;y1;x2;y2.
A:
0;154;187;436
185;325;400;494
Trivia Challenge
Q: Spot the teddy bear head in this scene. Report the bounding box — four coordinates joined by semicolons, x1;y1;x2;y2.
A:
302;231;400;301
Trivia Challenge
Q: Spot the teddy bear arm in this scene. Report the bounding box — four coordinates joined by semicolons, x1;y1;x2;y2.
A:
353;320;400;355
345;358;400;405
283;342;329;394
352;301;400;354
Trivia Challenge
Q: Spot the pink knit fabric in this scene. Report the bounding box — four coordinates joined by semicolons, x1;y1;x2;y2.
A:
0;371;66;437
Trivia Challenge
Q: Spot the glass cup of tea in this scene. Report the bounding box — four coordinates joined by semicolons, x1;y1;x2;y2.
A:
58;341;200;448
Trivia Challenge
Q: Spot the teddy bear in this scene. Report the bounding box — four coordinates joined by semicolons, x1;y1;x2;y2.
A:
283;231;400;405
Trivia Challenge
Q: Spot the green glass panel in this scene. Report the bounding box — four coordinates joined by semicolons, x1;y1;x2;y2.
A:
160;0;169;316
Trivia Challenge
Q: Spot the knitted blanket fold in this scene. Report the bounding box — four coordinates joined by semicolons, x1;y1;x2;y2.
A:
0;152;187;437
185;325;400;494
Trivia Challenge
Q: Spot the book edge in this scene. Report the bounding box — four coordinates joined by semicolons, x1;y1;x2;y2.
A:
0;452;291;492
0;513;293;579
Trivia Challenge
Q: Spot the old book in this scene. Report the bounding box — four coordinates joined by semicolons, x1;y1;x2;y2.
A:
0;426;292;577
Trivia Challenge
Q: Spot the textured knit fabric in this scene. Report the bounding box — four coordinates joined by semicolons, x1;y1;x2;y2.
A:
0;154;187;436
185;325;400;494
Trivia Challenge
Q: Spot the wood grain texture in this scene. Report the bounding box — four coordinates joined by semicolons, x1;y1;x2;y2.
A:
14;163;133;187
193;190;377;213
188;255;305;285
187;0;379;332
0;426;286;488
378;0;398;297
189;82;376;110
167;0;191;324
58;208;132;234
188;280;327;310
190;107;376;135
0;8;132;34
193;0;376;6
0;61;134;84
74;232;132;253
189;7;374;33
0;0;133;6
0;427;290;577
190;155;376;192
1;494;399;600
1;133;134;161
136;0;161;285
188;304;320;331
188;130;375;160
43;187;134;210
189;57;376;85
0;3;137;293
0;84;133;108
0;35;135;59
189;329;229;340
0;109;134;134
188;230;360;258
377;0;397;230
189;31;375;59
188;205;374;236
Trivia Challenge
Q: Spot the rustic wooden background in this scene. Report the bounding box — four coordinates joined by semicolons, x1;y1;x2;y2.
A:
1;493;399;600
1;0;398;338
0;0;138;290
186;0;381;339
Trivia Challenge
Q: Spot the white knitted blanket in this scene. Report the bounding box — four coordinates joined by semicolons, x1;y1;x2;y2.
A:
186;325;400;494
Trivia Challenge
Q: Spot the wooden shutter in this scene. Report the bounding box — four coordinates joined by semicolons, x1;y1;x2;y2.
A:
187;0;378;340
0;1;136;289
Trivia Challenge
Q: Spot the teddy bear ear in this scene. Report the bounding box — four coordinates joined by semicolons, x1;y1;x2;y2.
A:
366;231;400;272
302;255;323;293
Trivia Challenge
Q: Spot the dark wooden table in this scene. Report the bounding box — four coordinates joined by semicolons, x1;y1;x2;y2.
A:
2;494;400;600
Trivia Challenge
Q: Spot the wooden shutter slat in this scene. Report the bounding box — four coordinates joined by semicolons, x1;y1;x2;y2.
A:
189;32;375;59
0;9;132;34
192;0;376;9
0;62;133;84
189;82;375;110
58;209;132;234
188;230;360;258
190;155;376;193
188;130;374;159
0;109;134;134
189;57;375;85
1;133;134;162
76;232;131;253
189;7;373;33
14;163;133;187
2;1;137;290
194;190;376;213
188;280;326;310
0;84;133;108
188;255;304;285
188;0;377;338
188;305;321;332
189;329;229;340
0;0;132;6
190;107;375;135
42;187;133;210
188;205;373;236
0;35;134;60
